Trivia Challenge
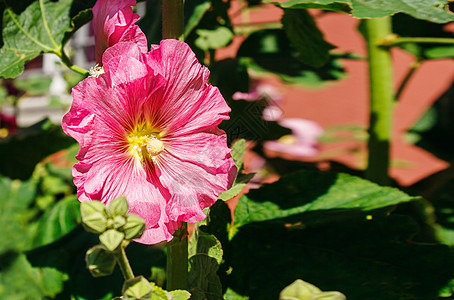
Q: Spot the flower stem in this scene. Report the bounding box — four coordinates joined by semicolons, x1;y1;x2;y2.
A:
57;49;89;76
384;37;454;46
166;222;188;290
162;0;184;40
364;17;394;186
114;245;135;280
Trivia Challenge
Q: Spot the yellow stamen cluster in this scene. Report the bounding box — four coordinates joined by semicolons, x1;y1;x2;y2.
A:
127;123;164;161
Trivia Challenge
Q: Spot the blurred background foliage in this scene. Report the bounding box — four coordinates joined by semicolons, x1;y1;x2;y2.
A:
1;0;454;299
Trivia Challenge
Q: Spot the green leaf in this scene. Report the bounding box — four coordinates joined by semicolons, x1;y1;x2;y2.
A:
0;0;69;78
188;228;224;300
31;195;80;247
184;0;211;37
0;176;37;253
195;26;234;51
218;183;247;201
85;245;116;277
0;119;75;179
267;0;454;23
232;170;416;230
0;253;67;299
99;229;124;251
282;9;335;68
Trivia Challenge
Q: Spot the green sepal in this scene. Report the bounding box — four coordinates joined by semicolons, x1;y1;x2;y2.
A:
279;279;345;300
82;212;107;234
123;214;146;240
122;276;153;300
168;290;191;300
113;215;126;229
80;201;106;217
99;229;125;251
85;245;116;278
106;196;129;217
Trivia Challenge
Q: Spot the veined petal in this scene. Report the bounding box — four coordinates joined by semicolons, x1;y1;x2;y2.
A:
156;151;235;223
93;0;147;64
143;40;230;137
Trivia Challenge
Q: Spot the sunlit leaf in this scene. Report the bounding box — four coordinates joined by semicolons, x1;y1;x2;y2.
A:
267;0;454;23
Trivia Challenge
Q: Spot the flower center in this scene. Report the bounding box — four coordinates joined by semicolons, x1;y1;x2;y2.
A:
145;136;164;156
127;124;164;161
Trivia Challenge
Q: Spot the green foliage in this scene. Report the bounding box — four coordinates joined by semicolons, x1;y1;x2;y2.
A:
268;0;454;23
231;170;416;231
188;227;224;299
392;14;454;59
282;9;335;68
238;29;347;87
0;0;93;78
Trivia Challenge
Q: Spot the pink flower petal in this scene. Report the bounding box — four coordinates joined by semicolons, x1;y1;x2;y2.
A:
92;0;147;64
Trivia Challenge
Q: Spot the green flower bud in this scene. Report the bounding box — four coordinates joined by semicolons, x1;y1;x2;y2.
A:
122;276;153;300
123;214;146;240
99;229;125;251
85;245;116;277
106;195;129;217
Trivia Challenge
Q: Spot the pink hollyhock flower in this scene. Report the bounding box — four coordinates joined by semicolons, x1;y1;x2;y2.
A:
62;40;236;244
264;118;323;157
92;0;147;64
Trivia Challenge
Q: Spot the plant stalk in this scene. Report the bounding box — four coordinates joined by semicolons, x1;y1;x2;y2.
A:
58;49;89;76
114;245;135;280
364;17;394;186
166;223;189;290
385;37;454;46
162;0;184;40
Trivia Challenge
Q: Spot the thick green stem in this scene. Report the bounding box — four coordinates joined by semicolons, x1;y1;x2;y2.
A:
114;245;135;281
364;17;394;186
166;223;188;290
58;49;89;76
162;0;184;40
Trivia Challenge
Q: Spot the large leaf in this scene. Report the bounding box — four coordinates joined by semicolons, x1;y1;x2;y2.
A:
188;227;224;300
0;0;94;78
282;9;335;68
232;170;417;231
0;253;66;299
268;0;454;23
225;215;454;299
31;195;80;248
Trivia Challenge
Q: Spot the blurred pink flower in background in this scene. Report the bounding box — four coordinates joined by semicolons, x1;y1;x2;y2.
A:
92;0;147;64
63;40;236;244
264;118;324;158
232;82;284;121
